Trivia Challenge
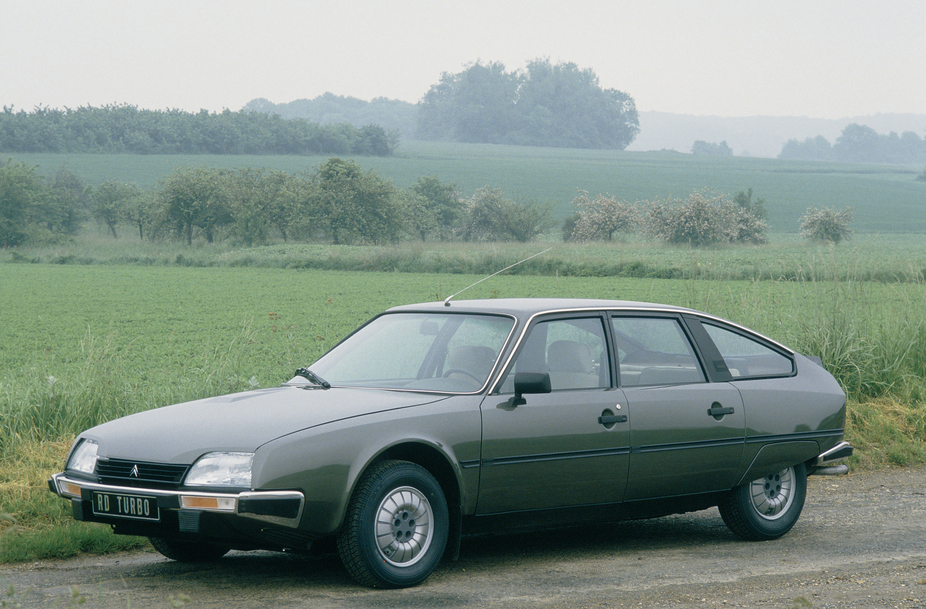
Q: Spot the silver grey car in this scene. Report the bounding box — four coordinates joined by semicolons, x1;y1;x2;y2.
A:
50;298;852;587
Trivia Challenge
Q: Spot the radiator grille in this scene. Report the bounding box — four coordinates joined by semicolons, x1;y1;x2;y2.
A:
95;459;189;489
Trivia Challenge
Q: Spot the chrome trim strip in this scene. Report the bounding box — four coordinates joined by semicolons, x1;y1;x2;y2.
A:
814;441;854;465
50;473;305;528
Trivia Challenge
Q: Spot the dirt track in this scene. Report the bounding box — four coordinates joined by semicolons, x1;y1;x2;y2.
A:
2;464;925;608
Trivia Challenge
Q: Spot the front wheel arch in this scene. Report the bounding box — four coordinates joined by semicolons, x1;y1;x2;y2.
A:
337;459;449;588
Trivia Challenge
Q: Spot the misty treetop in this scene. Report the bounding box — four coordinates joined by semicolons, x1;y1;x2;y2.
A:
416;59;640;150
779;123;926;164
0;105;398;156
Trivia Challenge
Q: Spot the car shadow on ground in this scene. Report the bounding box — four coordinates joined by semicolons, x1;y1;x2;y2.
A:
129;509;736;589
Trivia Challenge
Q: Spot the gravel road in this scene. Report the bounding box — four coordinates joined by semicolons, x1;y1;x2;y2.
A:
3;464;925;608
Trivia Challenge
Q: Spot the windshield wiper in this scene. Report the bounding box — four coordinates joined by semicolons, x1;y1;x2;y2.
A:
294;367;331;389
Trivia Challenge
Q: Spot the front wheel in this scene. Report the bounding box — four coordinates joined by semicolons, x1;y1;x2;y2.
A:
718;463;807;541
337;460;448;588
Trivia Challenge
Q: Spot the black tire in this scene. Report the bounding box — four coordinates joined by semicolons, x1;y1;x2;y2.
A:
337;460;448;588
149;537;230;562
718;463;807;541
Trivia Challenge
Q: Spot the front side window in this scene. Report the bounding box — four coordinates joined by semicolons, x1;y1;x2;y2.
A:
612;316;706;386
307;313;514;391
702;322;794;378
499;317;610;392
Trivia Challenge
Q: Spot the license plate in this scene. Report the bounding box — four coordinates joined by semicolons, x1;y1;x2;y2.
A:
91;491;159;521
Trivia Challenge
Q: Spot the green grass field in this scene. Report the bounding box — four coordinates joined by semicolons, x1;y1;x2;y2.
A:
2;252;925;563
7;140;926;232
2;140;925;563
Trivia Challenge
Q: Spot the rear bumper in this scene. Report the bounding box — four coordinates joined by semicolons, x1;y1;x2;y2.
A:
808;441;853;476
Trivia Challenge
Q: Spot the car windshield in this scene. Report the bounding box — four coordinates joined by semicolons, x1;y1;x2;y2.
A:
299;312;515;392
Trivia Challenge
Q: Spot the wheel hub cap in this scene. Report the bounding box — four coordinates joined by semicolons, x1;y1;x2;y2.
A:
375;486;433;567
749;467;795;520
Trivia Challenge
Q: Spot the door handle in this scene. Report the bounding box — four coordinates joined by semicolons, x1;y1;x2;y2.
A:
598;414;628;425
707;402;734;419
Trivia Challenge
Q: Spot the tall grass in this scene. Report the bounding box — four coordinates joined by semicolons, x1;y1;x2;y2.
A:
0;324;263;459
7;233;926;285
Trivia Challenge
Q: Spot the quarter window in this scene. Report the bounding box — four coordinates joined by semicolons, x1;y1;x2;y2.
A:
701;322;794;378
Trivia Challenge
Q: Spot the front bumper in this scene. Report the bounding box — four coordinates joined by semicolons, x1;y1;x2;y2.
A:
48;472;305;529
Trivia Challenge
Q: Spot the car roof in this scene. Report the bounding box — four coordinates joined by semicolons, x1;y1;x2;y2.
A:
386;298;698;318
386;297;794;355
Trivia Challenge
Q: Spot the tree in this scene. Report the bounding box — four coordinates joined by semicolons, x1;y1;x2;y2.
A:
778;135;832;161
724;188;768;245
408;176;463;240
90;180;138;238
799;207;853;244
509;59;639;149
416;58;639;149
460;186;553;242
692;140;733;156
122;189;155;240
0;159;46;247
311;158;403;245
42;165;89;235
833;124;880;163
159;166;231;245
223;168;292;246
416;61;520;143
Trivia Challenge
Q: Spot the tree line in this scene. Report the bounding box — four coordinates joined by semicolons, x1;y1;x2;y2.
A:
3;156;850;251
0;157;553;248
778;123;926;164
0;105;398;156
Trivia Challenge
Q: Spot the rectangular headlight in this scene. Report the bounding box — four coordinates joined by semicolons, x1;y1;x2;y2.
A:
185;452;253;488
67;439;99;475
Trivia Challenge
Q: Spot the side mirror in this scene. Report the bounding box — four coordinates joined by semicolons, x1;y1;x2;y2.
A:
510;372;551;407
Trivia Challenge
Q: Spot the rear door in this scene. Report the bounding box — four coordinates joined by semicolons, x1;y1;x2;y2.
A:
612;314;745;500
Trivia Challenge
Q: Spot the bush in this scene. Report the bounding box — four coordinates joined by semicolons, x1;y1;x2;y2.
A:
460;186;553;242
641;190;768;246
568;191;637;242
799;207;854;244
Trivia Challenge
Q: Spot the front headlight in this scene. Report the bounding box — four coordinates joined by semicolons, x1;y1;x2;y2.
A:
185;452;253;488
67;439;99;475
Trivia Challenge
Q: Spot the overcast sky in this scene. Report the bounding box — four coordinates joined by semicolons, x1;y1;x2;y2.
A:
3;0;924;119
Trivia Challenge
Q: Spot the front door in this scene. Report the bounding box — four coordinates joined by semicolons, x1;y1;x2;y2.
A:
477;315;631;514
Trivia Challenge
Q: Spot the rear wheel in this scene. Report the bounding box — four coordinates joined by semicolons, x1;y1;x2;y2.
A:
337;460;448;588
718;463;807;541
149;537;229;562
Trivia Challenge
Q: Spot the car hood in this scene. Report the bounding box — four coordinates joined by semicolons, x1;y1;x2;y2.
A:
79;386;450;464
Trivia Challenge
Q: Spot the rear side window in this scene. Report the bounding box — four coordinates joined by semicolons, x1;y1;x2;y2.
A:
701;323;793;378
612;316;705;386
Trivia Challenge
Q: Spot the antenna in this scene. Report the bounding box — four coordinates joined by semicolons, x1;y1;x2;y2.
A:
443;247;552;306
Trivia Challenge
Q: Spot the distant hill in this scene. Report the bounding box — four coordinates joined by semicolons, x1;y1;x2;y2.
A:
627;112;926;158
